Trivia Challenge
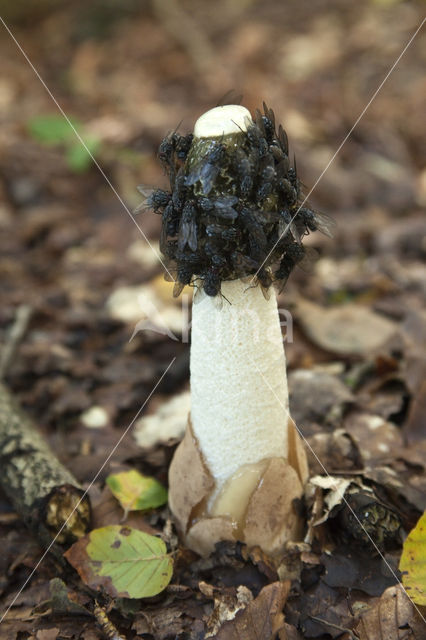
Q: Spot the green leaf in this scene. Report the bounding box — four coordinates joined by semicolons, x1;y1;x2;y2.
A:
66;138;100;173
106;469;168;517
64;525;173;599
399;511;426;605
27;114;80;145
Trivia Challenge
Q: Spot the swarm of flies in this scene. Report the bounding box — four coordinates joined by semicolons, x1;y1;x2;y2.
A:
137;103;334;298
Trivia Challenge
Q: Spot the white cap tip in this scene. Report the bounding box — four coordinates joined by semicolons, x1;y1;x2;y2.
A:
194;105;252;138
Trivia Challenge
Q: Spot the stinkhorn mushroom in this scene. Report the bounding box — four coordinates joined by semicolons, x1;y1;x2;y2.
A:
140;103;333;557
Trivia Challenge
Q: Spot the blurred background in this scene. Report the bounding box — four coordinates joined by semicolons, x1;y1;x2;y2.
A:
0;0;425;458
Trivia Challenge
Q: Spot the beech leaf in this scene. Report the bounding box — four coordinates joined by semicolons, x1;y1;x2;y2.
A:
355;584;425;640
106;469;168;516
399;511;426;605
64;525;173;599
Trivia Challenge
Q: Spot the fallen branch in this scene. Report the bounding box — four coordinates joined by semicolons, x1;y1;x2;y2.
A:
0;382;91;547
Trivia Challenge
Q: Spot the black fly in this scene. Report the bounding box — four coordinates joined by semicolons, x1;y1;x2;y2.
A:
135;186;171;214
297;207;335;238
186;141;227;195
199;195;238;221
206;223;240;244
274;242;306;289
151;101;332;298
178;202;198;252
202;266;222;297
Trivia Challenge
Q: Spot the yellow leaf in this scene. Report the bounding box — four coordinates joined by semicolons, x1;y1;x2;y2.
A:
399;511;426;605
106;469;167;517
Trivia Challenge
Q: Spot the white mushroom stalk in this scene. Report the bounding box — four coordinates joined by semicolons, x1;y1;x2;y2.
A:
163;105;309;557
190;279;289;519
192;108;290;513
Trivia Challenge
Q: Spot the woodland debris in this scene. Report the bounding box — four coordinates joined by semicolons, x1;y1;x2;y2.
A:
0;382;91;547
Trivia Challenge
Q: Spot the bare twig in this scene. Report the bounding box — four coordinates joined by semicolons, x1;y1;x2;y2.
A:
0;304;32;380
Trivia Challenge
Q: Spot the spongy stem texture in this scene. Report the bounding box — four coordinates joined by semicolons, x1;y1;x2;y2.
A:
190;279;289;490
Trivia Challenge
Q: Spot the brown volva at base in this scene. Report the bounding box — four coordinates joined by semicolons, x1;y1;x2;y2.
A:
168;417;308;558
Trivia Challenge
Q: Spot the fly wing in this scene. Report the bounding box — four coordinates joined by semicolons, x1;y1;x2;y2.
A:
213;196;238;221
199;162;220;195
178;218;198;251
134;186;154;213
312;210;336;238
278;214;301;243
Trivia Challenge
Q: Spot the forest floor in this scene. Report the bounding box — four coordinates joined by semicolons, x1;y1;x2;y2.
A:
0;0;425;638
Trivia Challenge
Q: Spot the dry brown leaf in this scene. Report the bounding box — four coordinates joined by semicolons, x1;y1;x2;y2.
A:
35;629;60;640
344;411;404;463
306;429;362;475
355;584;425;640
295;299;397;356
90;485;158;533
211;581;290;640
205;585;254;637
288;369;353;430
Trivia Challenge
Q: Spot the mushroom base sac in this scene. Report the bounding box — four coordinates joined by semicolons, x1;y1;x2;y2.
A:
168;418;308;558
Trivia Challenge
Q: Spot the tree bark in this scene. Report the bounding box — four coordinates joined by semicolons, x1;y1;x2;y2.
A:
0;382;91;547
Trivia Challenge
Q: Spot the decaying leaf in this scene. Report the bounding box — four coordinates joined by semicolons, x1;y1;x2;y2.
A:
289;369;353;431
106;469;167;517
306;429;362;475
64;525;173;599
35;629;60;640
205;584;254;637
321;547;397;596
90;485;159;533
48;578;90;616
399;512;426;605
211;581;290;640
344;411;403;463
295;299;397;356
355;584;425;639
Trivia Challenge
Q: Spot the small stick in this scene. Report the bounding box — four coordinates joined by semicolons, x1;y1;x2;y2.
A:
0;382;91;547
0;304;32;380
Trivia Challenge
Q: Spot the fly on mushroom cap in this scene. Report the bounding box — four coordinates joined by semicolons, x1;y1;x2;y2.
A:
139;103;334;297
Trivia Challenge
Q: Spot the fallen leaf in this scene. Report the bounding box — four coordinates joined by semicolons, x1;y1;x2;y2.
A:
206;585;254;637
49;578;90;616
35;629;60;640
293;579;352;638
306;429;363;475
399;512;426;605
64;525;173;599
90;485;158;533
133;390;190;448
295;299;397;356
321;547;398;596
211;581;290;640
344;411;404;463
289;369;353;432
106;469;168;517
355;584;425;639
